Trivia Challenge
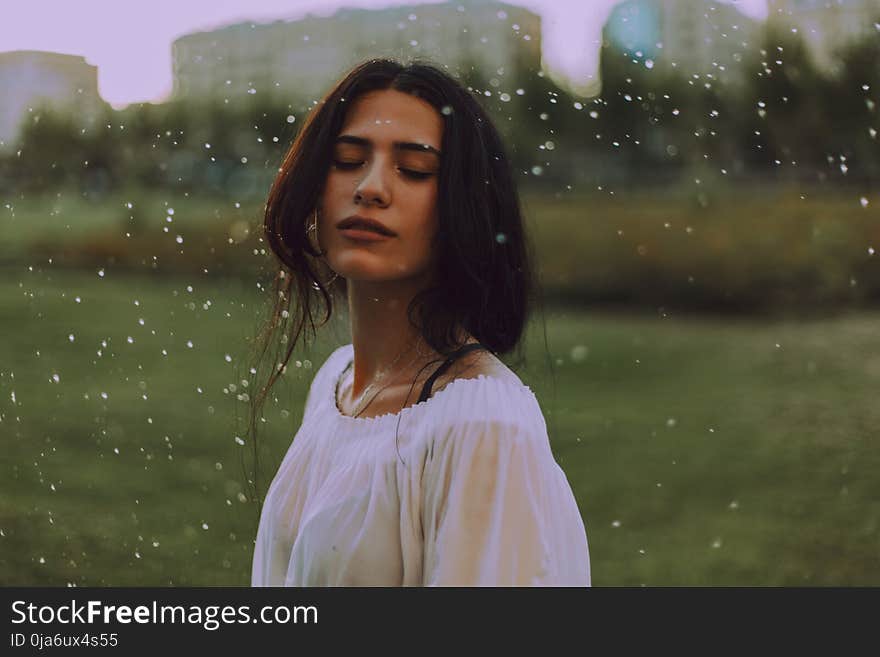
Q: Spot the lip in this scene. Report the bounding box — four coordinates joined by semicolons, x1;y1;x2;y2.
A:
336;215;397;237
338;227;394;242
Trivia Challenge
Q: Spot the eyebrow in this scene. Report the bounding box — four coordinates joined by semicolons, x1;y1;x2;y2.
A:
335;134;442;158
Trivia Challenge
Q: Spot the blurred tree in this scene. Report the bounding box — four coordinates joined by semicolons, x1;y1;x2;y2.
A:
2;35;878;196
824;34;880;182
14;104;81;191
735;24;828;181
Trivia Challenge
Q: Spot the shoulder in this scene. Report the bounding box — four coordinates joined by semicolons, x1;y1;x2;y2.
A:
432;346;523;393
425;348;535;432
427;347;538;424
302;344;351;415
424;370;548;454
420;376;556;501
305;344;348;388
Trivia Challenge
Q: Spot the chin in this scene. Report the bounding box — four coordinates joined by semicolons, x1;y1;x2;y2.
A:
334;260;430;285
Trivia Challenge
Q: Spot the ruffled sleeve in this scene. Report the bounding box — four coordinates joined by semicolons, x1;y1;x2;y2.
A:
420;408;589;586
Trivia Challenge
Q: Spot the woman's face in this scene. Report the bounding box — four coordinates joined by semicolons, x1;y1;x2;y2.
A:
317;88;444;283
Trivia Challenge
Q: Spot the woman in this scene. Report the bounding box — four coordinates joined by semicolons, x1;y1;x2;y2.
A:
249;58;590;586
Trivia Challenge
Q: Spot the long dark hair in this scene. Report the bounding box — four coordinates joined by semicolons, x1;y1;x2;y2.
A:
244;57;550;512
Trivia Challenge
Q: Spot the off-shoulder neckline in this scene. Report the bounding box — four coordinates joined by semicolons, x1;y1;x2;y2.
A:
328;345;531;427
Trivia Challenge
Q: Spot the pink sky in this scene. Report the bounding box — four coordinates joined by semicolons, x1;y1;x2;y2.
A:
2;0;767;108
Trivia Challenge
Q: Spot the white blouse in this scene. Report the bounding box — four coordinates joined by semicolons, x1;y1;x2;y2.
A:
251;343;590;586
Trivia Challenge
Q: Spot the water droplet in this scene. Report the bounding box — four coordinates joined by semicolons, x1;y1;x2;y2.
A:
860;197;869;208
224;354;232;362
570;345;589;362
51;373;60;383
68;334;75;342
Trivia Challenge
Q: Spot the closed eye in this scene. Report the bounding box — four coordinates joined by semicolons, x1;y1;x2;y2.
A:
332;160;434;181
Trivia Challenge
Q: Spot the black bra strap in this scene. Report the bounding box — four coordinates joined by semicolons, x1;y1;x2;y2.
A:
417;342;489;403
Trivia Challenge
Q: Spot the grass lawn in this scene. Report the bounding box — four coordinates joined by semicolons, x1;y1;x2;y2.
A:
1;269;878;585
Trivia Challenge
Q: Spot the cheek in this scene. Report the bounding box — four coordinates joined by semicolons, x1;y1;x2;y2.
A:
413;208;440;268
320;175;346;209
393;192;438;273
410;191;439;242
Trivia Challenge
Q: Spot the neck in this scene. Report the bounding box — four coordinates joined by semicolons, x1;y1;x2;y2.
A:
347;276;430;399
344;276;469;400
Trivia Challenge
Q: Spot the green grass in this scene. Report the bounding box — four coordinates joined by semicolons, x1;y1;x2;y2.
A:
1;270;878;585
536;308;880;585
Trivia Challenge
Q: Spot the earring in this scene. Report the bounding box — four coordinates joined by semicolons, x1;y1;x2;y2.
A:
309;209;339;286
307;210;324;256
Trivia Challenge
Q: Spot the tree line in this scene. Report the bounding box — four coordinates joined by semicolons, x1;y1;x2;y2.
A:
1;26;877;197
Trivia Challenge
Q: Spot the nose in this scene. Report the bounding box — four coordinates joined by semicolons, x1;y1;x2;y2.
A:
354;158;390;207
